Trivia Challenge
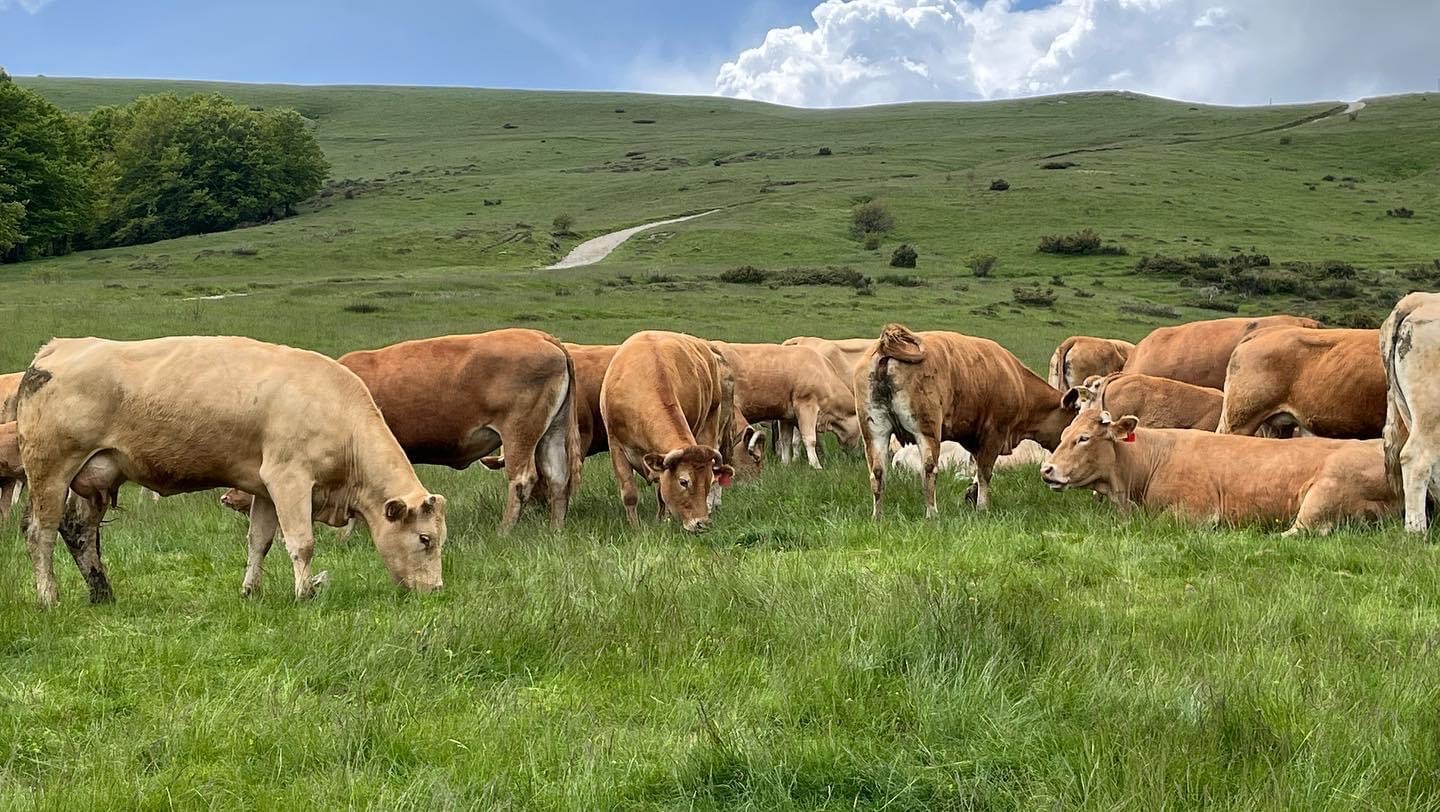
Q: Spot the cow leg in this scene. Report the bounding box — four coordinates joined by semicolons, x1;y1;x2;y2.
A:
500;431;542;534
0;479;16;522
23;475;71;608
862;412;892;521
776;422;795;464
1401;439;1437;534
609;446;641;528
535;420;571;531
795;401;824;470
59;492;114;604
966;449;1001;511
241;495;279;597
267;478;322;600
1285;483;1336;537
919;436;941;518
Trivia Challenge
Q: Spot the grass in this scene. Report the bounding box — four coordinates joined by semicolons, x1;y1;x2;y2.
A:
2;78;1440;807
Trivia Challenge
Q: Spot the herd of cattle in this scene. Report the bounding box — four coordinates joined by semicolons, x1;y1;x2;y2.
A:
5;291;1440;608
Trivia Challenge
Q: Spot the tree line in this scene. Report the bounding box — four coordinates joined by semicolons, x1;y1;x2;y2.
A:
0;69;329;262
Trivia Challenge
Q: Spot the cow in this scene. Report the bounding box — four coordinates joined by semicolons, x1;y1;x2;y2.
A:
890;436;974;479
563;343;620;458
1219;327;1385;439
15;336;447;607
711;342;860;470
339;329;579;533
600;331;734;532
857;324;1074;518
1066;372;1223;431
0;371;26;518
1041;409;1397;534
781;336;873;390
1381;293;1440;533
1123;315;1320;389
1047;336;1134;391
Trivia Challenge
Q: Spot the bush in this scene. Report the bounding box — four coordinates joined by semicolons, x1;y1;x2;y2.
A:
967;254;998;278
551;213;575;235
1041;161;1077;170
1013;286;1057;307
817;146;833;156
1038;229;1103;255
343;302;383;314
230;244;258;257
1316;278;1360;299
1181;297;1239;313
863;235;881;251
1324;310;1381;329
989;179;1010;191
719;265;769;284
879;273;925;287
1278;135;1293;145
780;266;870;288
1388;207;1415;218
851;200;895;237
889;244;918;268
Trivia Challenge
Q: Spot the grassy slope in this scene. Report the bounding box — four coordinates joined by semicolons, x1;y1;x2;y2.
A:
2;79;1440;808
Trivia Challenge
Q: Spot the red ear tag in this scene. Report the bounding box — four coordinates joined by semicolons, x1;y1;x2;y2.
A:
717;471;734;487
1122;432;1137;443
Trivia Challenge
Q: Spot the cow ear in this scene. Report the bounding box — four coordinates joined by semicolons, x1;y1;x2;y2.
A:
1062;387;1084;411
643;453;667;474
714;464;735;488
1108;415;1139;440
384;498;408;522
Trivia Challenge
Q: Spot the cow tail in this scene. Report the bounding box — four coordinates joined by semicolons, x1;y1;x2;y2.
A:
877;323;925;363
548;337;584;500
1047;338;1073;389
1382;301;1416;496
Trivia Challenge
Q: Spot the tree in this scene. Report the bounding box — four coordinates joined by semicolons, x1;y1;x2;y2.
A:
0;71;96;261
259;108;328;217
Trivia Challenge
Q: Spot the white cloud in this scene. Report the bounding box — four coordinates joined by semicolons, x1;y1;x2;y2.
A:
715;0;1440;107
0;0;54;12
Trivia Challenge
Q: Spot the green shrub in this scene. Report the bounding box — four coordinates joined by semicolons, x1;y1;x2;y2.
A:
879;273;925;287
889;244;918;268
1013;286;1057;307
779;266;870;288
863;235;881;251
967;254;998;278
1388;207;1415;218
989;179;1010;191
718;265;769;284
1037;229;1116;255
851;200;895;237
1041;161;1077;170
551;213;575;235
343;302;383;314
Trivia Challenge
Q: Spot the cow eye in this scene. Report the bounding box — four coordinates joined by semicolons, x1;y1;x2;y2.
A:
419;534;433;549
679;478;691;489
1078;435;1091;443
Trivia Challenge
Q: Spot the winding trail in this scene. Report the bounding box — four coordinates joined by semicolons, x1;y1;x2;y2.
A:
546;209;719;270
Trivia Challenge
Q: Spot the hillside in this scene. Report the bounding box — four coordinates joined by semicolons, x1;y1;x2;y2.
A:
9;77;1440;370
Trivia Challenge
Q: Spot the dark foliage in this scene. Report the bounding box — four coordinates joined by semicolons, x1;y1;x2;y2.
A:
889;244;918;268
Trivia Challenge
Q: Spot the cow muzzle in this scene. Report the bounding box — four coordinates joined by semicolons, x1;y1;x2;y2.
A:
683;517;712;534
1039;464;1068;490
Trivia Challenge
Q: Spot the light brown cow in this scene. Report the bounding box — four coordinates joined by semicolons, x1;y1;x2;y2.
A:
15;336;447;607
0;371;25;518
1219;327;1385;439
562;343;620;458
856;324;1074;518
0;421;21;485
1041;409;1397;534
1124;315;1321;389
782;336;873;389
1066;372;1223;431
712;342;860;470
1047;336;1134;391
339;329;580;532
1381;293;1440;533
600;331;734;532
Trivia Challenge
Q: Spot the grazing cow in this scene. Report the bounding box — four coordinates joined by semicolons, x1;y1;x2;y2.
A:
15;336;447;607
601;331;734;532
1066;372;1223;431
0;371;25;518
712;342;860;469
857;324;1074;518
1381;293;1440;533
1041;409;1397;534
1219;327;1385;439
339;330;580;532
1047;336;1134;391
1124;315;1320;389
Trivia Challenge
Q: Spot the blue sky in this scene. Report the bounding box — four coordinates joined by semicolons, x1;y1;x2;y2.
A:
2;0;1434;107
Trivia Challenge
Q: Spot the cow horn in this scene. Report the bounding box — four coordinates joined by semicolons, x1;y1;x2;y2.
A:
662;449;685;469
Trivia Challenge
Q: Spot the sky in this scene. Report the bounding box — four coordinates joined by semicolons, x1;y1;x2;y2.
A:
1;0;1436;108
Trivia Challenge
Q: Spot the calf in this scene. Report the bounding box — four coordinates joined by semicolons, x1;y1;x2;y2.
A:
601;331;735;532
1220;327;1385;439
1041;409;1396;534
1124;315;1320;389
1067;372;1223;431
1382;293;1440;532
16;336;446;607
1047;336;1134;391
857;324;1073;518
712;342;859;469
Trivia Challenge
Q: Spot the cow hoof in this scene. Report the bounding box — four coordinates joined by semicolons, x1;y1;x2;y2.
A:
964;483;979;505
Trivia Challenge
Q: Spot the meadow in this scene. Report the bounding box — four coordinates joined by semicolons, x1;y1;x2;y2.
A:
2;78;1440;808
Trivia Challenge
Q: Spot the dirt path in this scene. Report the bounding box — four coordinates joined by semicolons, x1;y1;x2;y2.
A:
546;210;719;270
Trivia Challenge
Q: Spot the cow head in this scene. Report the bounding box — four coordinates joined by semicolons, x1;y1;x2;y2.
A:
643;446;733;533
1040;410;1138;491
372;492;448;592
828;412;863;448
1061;375;1107;412
219;488;254;514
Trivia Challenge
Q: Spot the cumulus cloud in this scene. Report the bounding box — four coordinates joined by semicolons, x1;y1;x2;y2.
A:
0;0;54;12
715;0;1440;107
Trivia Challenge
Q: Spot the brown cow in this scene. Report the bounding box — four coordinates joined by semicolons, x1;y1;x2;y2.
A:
1047;336;1134;391
856;324;1073;518
1381;293;1440;533
15;336;447;607
563;343;620;457
1124;315;1320;389
0;421;21;487
1219;327;1385;439
0;371;24;518
782;336;873;389
339;329;580;532
600;331;734;532
712;342;860;469
1041;409;1397;534
1066;372;1223;431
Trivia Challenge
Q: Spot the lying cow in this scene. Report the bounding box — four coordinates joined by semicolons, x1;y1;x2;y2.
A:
15;336;447;607
889;436;974;479
1047;336;1134;391
712;342;859;470
1124;315;1320;389
857;324;1073;518
600;330;734;532
1220;327;1385;439
1041;409;1397;534
1067;372;1222;431
340;330;580;532
1381;293;1440;533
